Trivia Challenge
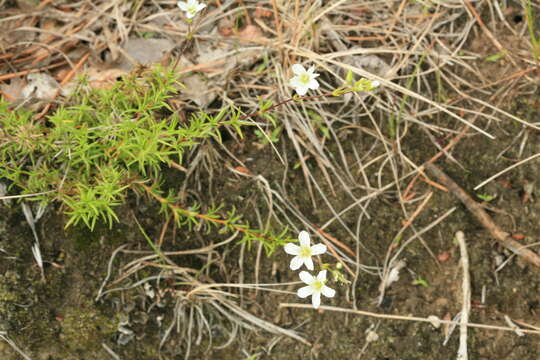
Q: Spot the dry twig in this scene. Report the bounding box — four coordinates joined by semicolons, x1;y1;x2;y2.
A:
279;303;540;335
456;231;470;360
425;163;540;267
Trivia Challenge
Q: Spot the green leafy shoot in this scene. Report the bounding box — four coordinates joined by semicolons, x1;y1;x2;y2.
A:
476;193;496;202
0;65;249;231
484;52;506;62
412;277;429;287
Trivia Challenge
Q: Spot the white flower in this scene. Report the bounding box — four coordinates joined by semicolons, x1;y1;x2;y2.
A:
177;0;206;19
289;64;320;96
284;230;326;270
297;270;335;309
372;80;380;88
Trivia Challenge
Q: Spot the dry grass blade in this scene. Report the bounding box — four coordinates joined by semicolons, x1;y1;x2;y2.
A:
97;228;309;355
378;206;457;305
279;303;540;335
474;152;540;190
0;333;32;360
292;48;498;138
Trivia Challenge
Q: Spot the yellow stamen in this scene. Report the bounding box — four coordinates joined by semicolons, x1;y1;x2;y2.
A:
299;246;311;258
312;280;323;292
299;73;310;84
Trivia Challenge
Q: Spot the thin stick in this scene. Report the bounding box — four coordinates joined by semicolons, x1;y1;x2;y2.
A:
474;153;540;190
0;190;55;200
270;0;282;40
464;0;518;67
456;231;470;360
0;60;67;81
33;52;90;120
425;163;540;267
279;304;540;335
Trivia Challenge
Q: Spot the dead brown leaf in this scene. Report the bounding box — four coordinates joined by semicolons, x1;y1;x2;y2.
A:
116;37;175;70
22;73;60;99
238;25;264;44
0;77;26;102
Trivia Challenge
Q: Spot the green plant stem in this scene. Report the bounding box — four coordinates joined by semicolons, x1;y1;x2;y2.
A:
138;182;274;244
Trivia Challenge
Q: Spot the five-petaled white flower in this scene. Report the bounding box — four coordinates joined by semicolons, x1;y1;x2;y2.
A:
177;0;206;19
289;64;320;96
284;231;326;271
297;270;335;309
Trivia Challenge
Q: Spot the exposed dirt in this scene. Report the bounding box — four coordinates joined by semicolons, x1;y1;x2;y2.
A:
201;101;540;360
1;2;540;360
1;93;539;359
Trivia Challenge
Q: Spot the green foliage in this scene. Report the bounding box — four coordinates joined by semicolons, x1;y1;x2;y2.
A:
476;193;495;202
332;77;379;96
0;66;240;230
142;183;293;255
412;277;429;287
525;0;540;59
252;97;282;145
257;97;276;125
391;51;428;139
484;52;506;62
305;109;329;138
321;262;351;285
254;126;282;144
0;65;293;254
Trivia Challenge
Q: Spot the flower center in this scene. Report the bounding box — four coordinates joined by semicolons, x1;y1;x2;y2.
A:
312;280;323;292
299;73;310;85
188;5;197;14
299;245;312;258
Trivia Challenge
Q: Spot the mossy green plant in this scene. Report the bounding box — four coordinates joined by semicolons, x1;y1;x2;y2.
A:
59;300;118;353
0;271;25;331
1;66;188;229
0;64;379;254
0;65;292;253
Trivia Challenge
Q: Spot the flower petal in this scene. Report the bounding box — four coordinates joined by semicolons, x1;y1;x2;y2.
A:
316;270;327;281
294;86;308;96
307;78;319;90
290;256;304;271
304;257;314;271
292;64;305;75
310;243;326;256
177;1;188;10
321;285;336;298
298;231;310;247
299;271;314;284
297;285;314;298
196;3;206;11
289;77;303;89
311;292;321;309
372;80;380;87
284;243;300;255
